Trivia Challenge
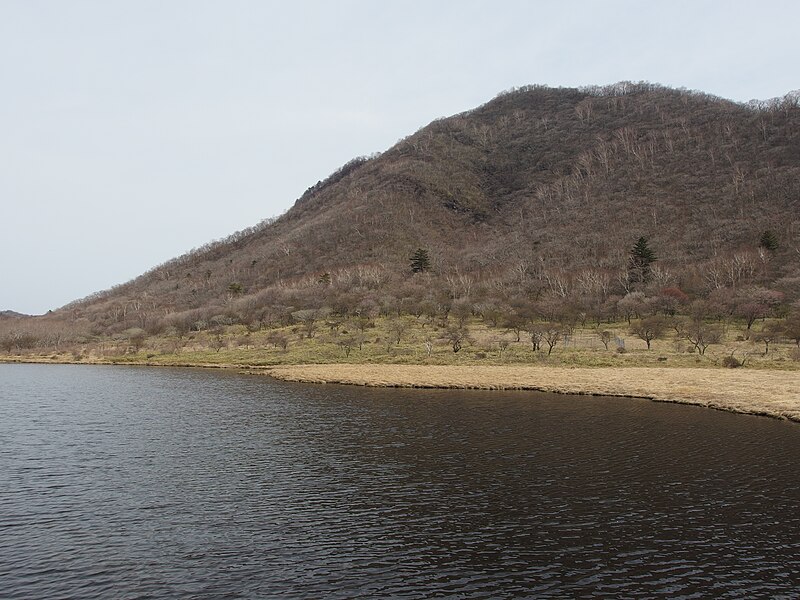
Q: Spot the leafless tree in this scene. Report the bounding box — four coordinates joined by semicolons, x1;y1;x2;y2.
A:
541;323;563;355
597;330;613;350
292;309;322;338
630;316;668;350
444;326;469;353
674;318;723;355
387;318;410;345
752;321;784;355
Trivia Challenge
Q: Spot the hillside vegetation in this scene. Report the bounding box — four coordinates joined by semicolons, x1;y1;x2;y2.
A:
2;82;800;365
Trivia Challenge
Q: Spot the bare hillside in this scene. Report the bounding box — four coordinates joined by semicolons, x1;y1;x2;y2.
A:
7;82;800;340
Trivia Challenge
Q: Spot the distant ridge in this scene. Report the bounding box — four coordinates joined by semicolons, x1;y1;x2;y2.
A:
0;310;29;319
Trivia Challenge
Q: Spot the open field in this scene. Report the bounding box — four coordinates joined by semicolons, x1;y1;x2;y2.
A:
265;364;800;422
3;316;798;370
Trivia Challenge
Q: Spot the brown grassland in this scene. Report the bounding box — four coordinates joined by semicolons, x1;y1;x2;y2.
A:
3;316;799;423
265;364;800;423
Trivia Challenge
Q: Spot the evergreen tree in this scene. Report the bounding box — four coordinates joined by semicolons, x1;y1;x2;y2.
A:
759;230;779;252
628;236;656;285
410;248;431;273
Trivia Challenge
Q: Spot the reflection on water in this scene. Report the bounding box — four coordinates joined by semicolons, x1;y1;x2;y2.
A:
1;364;799;598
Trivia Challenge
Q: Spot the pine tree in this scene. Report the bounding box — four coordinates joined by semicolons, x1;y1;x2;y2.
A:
759;230;779;252
628;236;656;285
410;248;431;273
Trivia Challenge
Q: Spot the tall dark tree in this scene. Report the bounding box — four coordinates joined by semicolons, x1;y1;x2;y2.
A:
410;248;431;273
759;230;779;252
628;236;657;285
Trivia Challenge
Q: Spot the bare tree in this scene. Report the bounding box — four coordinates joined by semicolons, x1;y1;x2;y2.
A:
527;324;544;352
504;314;526;342
618;292;647;324
735;301;769;331
630;316;667;350
292;309;322;338
541;323;563;355
752;321;784;355
597;330;613;350
266;331;289;351
784;312;800;346
497;339;510;358
444;326;469;353
386;318;410;345
674;319;723;355
338;336;357;358
125;328;147;353
209;331;225;352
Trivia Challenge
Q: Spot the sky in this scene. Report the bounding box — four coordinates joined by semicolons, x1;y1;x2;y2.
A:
1;0;798;315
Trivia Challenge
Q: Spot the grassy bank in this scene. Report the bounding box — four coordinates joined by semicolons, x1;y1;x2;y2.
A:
265;364;800;422
4;316;799;370
3;316;799;422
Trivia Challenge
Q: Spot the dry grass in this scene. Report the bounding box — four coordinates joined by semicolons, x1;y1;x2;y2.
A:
4;316;799;422
265;364;800;422
4;316;799;371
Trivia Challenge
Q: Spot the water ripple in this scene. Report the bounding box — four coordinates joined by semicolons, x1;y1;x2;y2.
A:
1;364;799;598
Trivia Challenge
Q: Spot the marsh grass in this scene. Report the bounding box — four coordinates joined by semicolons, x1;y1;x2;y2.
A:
265;364;800;422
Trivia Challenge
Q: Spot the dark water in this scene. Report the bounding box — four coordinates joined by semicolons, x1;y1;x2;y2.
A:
1;364;799;598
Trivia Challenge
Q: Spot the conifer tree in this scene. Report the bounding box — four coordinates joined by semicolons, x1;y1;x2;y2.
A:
410;248;431;273
628;236;656;285
759;230;779;252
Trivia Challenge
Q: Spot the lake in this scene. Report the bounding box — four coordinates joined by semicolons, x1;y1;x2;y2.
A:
1;364;799;598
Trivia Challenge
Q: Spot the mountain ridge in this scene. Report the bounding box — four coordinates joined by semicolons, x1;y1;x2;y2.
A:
8;82;800;340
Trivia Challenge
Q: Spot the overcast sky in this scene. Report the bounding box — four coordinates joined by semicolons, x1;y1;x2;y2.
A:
1;0;798;314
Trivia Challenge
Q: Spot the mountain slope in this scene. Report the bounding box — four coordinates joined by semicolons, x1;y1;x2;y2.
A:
36;83;800;335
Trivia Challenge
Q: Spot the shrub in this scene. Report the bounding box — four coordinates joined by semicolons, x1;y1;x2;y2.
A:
722;355;742;368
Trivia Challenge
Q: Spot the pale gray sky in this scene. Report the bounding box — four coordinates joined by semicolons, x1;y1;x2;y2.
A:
1;0;798;314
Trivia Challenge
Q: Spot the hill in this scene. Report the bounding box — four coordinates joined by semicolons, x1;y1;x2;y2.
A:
4;82;800;347
0;310;29;319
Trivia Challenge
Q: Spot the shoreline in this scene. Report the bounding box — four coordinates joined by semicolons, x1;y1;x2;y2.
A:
3;357;799;423
263;364;800;423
